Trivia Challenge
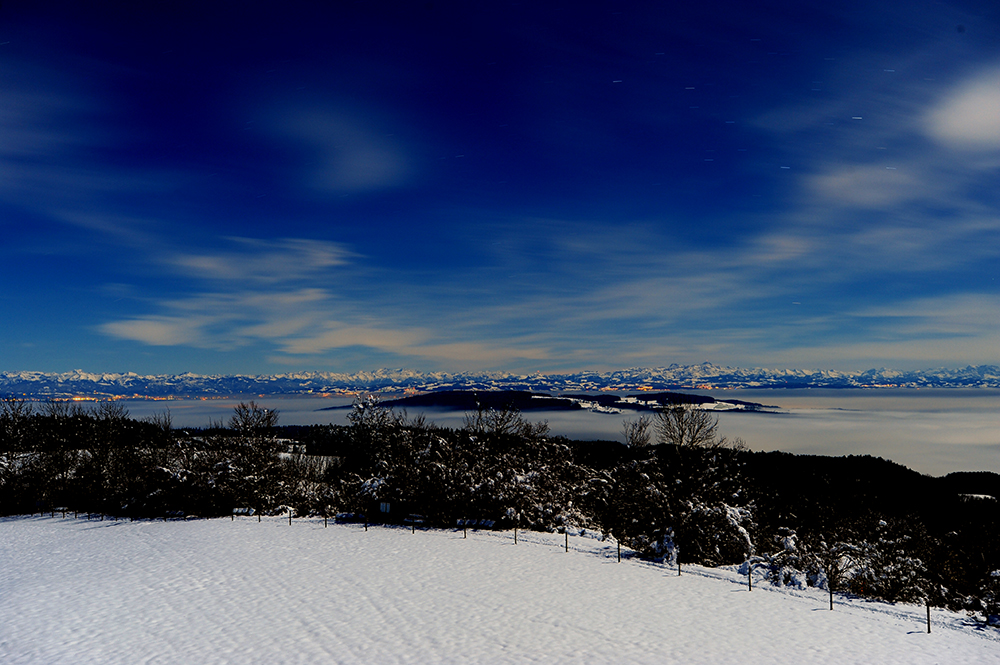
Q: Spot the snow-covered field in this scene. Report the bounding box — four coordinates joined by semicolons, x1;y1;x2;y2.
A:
2;515;997;664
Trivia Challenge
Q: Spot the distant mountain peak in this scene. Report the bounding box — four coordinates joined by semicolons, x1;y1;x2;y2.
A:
3;364;1000;398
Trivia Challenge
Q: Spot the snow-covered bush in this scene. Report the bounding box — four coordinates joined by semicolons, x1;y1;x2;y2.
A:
977;570;1000;626
633;528;678;565
755;527;809;588
847;519;928;603
679;502;755;566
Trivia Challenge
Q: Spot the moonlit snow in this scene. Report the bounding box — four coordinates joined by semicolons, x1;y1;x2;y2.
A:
2;516;997;664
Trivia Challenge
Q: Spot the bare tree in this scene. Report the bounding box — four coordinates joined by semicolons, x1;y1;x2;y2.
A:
143;409;173;433
464;402;549;440
621;414;652;448
230;401;279;433
96;399;129;422
654;405;745;451
348;395;401;434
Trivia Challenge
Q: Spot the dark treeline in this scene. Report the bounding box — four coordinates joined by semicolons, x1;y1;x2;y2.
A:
1;396;998;624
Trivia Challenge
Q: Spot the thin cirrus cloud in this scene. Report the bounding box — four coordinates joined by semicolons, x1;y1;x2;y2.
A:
6;3;1000;375
851;293;1000;338
0;59;191;258
97;226;608;368
276;326;428;356
767;294;1000;368
101;282;556;368
807;166;926;209
100;287;332;350
101;237;353;350
98;237;547;367
166;238;354;284
101;316;206;348
760;57;1000;279
276;108;413;195
0;60;107;163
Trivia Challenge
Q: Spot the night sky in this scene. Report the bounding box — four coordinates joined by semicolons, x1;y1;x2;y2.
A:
2;1;999;374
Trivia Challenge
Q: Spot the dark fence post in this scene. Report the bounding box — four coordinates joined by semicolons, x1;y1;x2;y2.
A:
565;531;568;552
926;600;931;633
617;540;621;563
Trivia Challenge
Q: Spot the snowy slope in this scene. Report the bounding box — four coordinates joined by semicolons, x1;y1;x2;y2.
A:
1;515;997;664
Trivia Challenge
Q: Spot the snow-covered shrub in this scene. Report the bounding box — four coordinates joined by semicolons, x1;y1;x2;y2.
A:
755;527;808;588
648;528;679;565
799;533;854;593
680;502;755;566
847;519;928;603
977;570;1000;626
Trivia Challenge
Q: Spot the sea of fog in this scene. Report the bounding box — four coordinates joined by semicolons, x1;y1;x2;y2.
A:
119;389;1000;477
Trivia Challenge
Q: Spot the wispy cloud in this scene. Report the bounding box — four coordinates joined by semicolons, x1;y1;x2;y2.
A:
100;287;328;351
745;43;1000;294
167;238;354;283
12;2;1000;375
0;58;188;253
925;66;1000;150
275;107;413;195
807;165;928;208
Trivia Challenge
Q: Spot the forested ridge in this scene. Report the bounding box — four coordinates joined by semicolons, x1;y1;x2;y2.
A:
2;396;998;624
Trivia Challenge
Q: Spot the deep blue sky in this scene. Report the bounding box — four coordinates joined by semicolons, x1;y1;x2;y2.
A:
2;1;999;374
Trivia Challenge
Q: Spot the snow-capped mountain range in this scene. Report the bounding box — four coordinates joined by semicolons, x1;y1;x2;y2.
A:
3;363;1000;398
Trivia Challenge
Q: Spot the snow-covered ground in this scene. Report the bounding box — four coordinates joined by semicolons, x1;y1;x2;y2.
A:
2;515;997;664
